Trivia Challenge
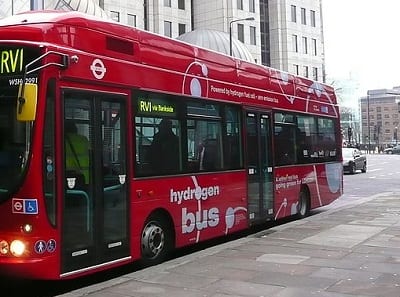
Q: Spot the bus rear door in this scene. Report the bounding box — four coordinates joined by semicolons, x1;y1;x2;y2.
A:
61;89;129;275
245;111;274;223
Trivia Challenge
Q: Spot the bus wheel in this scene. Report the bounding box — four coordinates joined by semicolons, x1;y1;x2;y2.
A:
297;189;310;219
141;216;171;265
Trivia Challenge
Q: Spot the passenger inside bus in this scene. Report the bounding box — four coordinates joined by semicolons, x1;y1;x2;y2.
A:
198;138;218;171
65;120;90;188
150;119;180;174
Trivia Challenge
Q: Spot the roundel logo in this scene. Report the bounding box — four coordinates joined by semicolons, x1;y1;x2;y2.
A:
90;58;106;79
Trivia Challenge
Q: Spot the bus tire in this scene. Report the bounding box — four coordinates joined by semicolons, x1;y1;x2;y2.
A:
297;188;310;219
140;214;172;266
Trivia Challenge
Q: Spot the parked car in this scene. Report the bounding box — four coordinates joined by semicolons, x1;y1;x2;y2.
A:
342;147;367;174
384;145;400;154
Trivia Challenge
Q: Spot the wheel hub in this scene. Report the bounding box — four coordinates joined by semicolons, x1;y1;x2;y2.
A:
141;222;165;259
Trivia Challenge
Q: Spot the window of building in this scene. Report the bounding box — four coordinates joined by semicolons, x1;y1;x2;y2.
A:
237;0;243;10
164;0;171;7
291;5;297;22
178;23;186;35
301;8;306;25
312;38;317;55
250;26;256;45
310;10;316;27
292;34;298;52
110;11;120;22
178;0;185;10
249;0;255;12
312;67;318;81
238;23;244;43
302;36;308;54
293;64;299;75
303;66;309;78
127;14;136;27
164;21;172;37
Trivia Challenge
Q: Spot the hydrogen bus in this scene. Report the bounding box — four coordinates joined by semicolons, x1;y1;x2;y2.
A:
0;10;343;279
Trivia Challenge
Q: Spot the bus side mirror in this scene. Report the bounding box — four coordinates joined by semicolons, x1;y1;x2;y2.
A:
17;83;38;121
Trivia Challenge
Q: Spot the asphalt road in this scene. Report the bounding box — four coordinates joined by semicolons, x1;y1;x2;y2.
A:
333;153;400;207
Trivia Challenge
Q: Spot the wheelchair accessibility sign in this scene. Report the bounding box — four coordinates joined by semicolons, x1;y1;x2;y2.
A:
12;198;38;214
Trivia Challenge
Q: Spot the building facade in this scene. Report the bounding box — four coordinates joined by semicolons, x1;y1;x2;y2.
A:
267;0;325;82
360;88;400;146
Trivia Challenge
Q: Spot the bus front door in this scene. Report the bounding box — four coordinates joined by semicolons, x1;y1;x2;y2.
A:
61;91;129;275
246;111;274;223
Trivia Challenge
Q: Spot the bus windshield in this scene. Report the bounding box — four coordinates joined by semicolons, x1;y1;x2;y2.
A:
0;45;40;202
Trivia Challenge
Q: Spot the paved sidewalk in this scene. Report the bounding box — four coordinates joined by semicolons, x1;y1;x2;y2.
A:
61;192;400;297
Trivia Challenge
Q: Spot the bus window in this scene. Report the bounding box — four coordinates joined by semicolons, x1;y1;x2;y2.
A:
135;92;182;176
274;124;296;165
296;115;316;164
224;106;242;169
0;95;27;198
135;116;181;176
275;113;340;165
317;118;337;161
188;120;222;171
187;101;223;172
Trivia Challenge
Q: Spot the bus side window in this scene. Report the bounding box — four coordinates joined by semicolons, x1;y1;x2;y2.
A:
274;125;296;165
296;130;309;164
188;119;223;172
135;116;181;176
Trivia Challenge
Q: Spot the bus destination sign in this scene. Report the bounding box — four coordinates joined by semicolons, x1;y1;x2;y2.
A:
0;48;24;75
0;46;40;87
138;98;176;116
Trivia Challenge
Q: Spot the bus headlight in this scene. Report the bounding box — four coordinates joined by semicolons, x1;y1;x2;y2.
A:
0;240;9;255
10;240;25;256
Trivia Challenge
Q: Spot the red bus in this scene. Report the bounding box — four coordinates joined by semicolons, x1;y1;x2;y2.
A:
0;11;343;279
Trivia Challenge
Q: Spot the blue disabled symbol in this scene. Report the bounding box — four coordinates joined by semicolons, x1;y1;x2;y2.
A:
47;239;56;253
24;199;38;214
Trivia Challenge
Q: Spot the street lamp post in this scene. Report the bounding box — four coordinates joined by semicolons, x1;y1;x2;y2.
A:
367;93;371;153
229;17;255;56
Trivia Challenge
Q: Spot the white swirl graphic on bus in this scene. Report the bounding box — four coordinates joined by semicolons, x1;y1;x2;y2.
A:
182;61;209;97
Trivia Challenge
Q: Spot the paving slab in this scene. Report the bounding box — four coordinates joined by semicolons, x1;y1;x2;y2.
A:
299;224;385;248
